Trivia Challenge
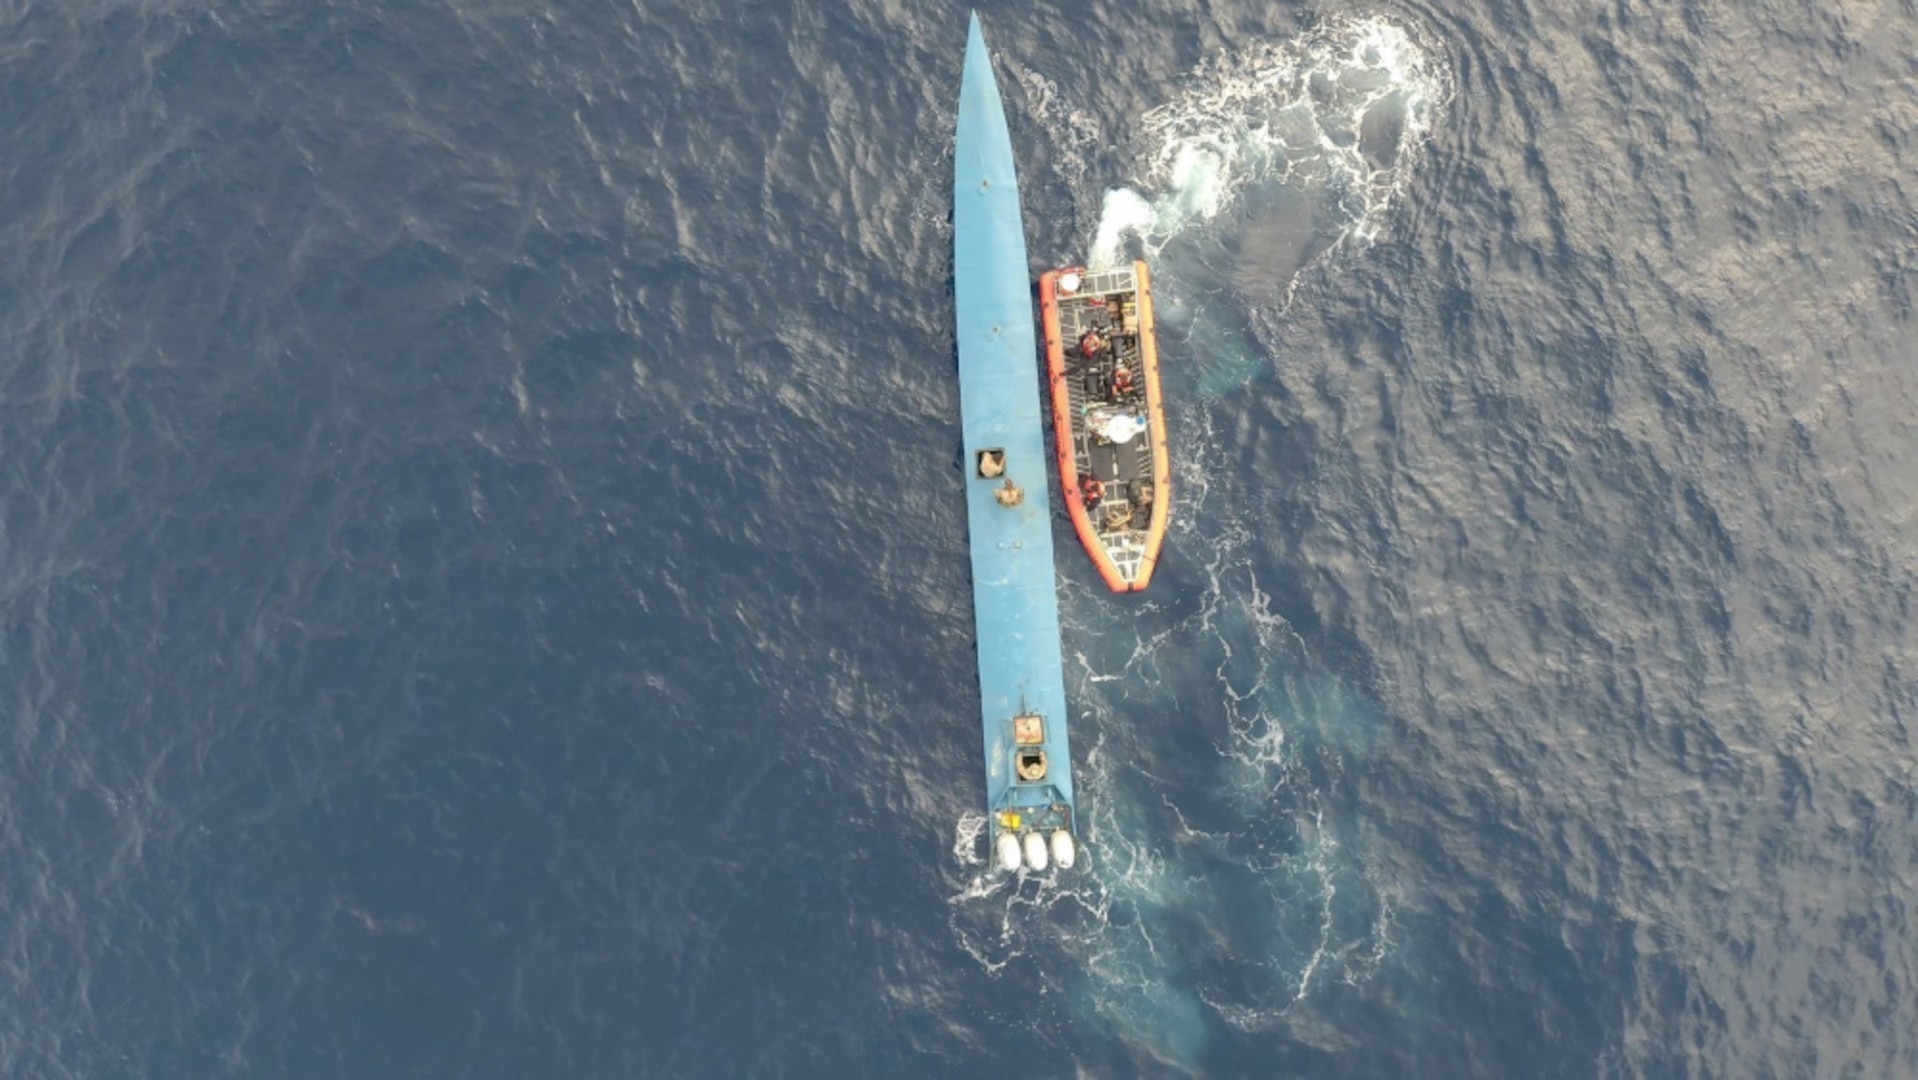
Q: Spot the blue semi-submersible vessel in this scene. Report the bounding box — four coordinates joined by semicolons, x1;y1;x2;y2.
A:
952;13;1077;873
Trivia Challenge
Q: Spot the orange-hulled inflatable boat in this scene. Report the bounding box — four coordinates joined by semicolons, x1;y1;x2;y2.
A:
1039;261;1170;592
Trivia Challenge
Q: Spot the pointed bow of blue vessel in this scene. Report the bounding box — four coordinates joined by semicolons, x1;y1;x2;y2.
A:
953;13;1076;874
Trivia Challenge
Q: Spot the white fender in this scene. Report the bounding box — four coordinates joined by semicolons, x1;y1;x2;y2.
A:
996;833;1023;873
1050;830;1076;870
1022;831;1049;872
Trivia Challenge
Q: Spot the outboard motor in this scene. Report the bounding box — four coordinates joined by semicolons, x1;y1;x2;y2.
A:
1022;831;1049;872
996;832;1023;873
1050;830;1077;869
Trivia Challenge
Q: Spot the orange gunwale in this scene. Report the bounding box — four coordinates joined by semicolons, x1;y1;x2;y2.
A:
1039;261;1171;593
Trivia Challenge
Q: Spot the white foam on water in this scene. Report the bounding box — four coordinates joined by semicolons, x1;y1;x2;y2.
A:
1088;187;1161;273
1020;68;1105;191
951;811;988;867
1088;13;1450;283
945;16;1440;1061
943;404;1399;1064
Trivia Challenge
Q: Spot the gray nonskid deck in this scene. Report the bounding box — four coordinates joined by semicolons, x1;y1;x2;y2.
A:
1055;267;1157;581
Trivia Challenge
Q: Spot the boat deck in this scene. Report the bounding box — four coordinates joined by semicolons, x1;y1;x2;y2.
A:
1045;264;1166;588
952;12;1076;869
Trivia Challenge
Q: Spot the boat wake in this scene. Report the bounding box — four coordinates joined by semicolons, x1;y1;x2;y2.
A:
945;407;1401;1066
944;15;1444;1067
1087;14;1448;313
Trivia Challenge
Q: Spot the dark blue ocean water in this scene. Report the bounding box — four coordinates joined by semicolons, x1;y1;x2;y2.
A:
4;1;1915;1076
